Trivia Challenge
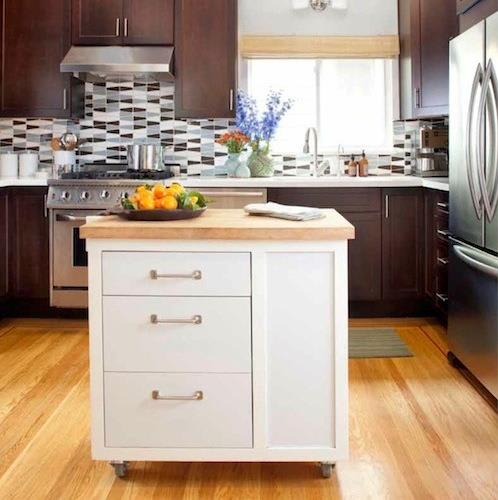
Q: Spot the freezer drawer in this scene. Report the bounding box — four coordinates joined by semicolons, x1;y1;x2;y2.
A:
448;239;498;399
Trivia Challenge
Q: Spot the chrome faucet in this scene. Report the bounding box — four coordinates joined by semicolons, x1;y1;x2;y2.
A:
303;127;330;178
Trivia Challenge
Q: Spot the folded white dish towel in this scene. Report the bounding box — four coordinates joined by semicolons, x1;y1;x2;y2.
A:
244;202;325;221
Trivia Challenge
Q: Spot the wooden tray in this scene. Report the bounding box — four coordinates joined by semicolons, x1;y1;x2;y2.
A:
110;207;206;221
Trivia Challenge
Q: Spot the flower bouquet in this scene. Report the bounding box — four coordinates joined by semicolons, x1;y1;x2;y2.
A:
236;90;292;177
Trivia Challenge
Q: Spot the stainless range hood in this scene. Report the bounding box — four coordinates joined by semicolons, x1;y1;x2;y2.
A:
61;46;174;83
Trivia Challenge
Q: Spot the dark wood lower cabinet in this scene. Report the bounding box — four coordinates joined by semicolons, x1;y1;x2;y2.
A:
382;188;425;300
269;187;430;317
268;188;383;304
0;190;8;314
424;188;450;321
8;188;49;302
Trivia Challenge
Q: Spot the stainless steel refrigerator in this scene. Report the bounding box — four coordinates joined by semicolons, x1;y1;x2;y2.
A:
449;11;498;401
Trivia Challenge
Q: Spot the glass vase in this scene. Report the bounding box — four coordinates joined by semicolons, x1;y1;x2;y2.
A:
248;150;274;178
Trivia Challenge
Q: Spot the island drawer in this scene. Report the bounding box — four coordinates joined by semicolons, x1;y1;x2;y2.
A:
104;372;253;449
102;252;251;297
103;296;252;373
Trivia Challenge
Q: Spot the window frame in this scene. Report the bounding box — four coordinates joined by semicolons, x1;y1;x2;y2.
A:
239;57;399;155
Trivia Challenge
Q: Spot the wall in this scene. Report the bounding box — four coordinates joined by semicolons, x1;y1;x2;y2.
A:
239;0;398;36
0;83;392;176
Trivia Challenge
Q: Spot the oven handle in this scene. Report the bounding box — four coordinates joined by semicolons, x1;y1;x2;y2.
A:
55;214;89;223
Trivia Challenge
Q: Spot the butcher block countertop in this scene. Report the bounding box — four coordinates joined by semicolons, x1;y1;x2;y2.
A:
80;209;355;241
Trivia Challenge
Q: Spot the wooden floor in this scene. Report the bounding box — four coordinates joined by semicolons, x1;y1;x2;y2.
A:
0;317;497;500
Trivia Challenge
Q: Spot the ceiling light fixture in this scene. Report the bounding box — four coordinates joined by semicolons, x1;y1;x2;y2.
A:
309;0;331;11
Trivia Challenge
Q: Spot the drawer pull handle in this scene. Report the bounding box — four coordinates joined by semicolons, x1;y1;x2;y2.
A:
438;257;449;265
436;293;449;303
152;390;204;401
150;314;202;325
437;202;449;210
150;270;202;280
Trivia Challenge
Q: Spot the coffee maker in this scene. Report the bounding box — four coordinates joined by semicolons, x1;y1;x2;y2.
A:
415;127;449;177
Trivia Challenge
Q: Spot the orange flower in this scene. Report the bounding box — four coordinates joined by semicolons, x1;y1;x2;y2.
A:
216;130;250;153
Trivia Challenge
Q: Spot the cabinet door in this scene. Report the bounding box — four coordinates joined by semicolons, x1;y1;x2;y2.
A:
0;0;75;118
412;0;458;117
8;188;49;300
72;0;123;45
382;188;424;300
0;191;8;299
267;188;382;302
175;0;237;118
458;0;498;33
424;189;437;300
123;0;174;45
346;212;382;302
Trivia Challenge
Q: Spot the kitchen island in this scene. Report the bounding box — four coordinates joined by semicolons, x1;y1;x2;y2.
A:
81;209;355;478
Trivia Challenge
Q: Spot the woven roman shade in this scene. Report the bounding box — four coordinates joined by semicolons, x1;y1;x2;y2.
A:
240;35;400;59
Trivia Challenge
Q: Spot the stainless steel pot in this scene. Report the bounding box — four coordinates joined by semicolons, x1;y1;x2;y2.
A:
127;144;164;170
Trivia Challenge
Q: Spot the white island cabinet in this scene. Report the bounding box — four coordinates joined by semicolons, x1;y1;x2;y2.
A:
81;209;355;479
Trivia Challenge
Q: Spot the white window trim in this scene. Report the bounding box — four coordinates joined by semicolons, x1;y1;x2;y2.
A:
239;57;399;156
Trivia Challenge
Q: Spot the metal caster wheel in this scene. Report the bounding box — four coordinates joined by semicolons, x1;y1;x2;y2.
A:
110;461;129;478
319;462;335;478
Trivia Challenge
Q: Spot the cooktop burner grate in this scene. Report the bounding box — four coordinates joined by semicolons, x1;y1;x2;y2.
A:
60;163;177;181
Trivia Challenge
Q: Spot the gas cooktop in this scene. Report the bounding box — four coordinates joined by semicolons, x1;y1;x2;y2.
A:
60;163;176;181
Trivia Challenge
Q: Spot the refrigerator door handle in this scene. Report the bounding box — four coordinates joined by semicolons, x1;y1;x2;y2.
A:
485;60;498;221
476;59;498;221
467;63;485;220
453;244;498;278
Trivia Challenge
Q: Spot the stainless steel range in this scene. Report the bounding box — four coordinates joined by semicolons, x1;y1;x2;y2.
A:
46;164;174;308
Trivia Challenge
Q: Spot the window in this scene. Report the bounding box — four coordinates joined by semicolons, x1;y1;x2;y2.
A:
245;58;395;154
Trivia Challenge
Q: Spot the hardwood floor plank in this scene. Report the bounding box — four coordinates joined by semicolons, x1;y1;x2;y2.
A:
0;318;496;500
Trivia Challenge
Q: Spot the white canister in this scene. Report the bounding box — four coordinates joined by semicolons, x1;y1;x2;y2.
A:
19;152;39;178
53;150;76;167
0;152;19;178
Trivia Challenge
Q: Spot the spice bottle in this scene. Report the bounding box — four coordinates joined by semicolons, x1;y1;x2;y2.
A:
359;150;369;177
348;154;357;177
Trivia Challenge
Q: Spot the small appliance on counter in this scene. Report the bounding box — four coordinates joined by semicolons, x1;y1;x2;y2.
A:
415;126;449;177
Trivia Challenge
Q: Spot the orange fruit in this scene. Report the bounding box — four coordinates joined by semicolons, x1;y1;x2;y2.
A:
161;195;178;210
136;185;148;194
153;184;167;199
139;197;155;210
154;199;163;209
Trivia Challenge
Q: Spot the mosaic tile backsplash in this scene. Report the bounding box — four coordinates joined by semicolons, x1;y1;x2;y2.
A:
0;81;392;176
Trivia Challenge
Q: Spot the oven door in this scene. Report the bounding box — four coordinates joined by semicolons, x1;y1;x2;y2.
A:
51;209;101;307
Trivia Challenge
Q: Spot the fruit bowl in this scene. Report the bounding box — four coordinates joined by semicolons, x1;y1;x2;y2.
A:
115;182;209;221
110;207;206;221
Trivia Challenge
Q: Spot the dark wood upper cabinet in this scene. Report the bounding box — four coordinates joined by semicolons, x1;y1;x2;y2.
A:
72;0;124;45
8;188;49;300
457;0;498;32
72;0;174;46
0;0;80;118
382;188;425;300
123;0;174;45
175;0;237;119
399;0;458;119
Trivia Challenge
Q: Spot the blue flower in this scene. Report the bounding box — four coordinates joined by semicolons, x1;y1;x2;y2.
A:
236;90;293;151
